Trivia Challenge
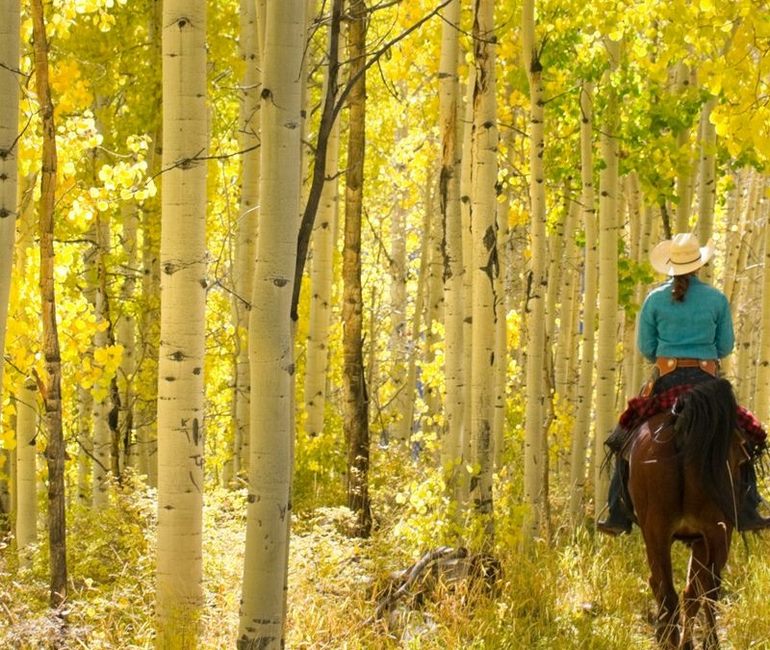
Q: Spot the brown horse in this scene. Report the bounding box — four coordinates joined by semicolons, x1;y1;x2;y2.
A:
626;378;744;649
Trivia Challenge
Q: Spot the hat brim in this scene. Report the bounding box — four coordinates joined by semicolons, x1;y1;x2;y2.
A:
649;239;714;276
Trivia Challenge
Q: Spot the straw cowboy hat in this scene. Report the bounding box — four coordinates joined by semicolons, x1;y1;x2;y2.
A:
649;233;714;276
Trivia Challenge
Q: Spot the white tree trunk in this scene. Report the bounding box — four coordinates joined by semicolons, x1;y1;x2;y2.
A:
117;202;138;470
304;25;341;442
593;40;621;517
238;2;304;647
228;0;264;485
522;0;547;540
756;197;770;423
0;0;20;408
460;66;475;476
554;199;579;401
697;97;717;265
15;379;38;568
92;249;112;509
470;0;498;544
155;0;208;644
438;0;464;499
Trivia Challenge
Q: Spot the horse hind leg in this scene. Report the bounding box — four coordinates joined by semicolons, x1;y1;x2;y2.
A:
682;536;725;650
679;552;701;650
645;542;680;648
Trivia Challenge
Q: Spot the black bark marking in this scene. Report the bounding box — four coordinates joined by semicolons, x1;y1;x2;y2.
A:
192;417;201;446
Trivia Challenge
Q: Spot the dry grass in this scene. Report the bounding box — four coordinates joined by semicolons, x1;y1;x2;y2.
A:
2;479;770;648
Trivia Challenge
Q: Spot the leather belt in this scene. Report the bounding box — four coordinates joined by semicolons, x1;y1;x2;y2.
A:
655;356;718;378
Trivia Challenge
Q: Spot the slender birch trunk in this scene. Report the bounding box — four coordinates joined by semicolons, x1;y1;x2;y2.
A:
343;0;371;538
554;199;579;401
756;201;770;423
137;2;164;488
628;172;650;395
15;378;38;568
697;96;717;284
469;0;498;544
398;191;432;446
493;223;508;469
673;62;693;234
304;21;341;442
568;83;598;525
238;3;304;646
521;0;547;540
30;0;67;608
229;0;264;484
438;0;465;503
117;203;138;469
593;40;621;517
92;214;112;508
0;0;20;415
460;66;475;477
425;181;444;439
388;126;409;442
155;1;207;644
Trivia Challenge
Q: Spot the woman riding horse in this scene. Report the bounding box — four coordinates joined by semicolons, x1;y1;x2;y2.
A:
598;232;770;536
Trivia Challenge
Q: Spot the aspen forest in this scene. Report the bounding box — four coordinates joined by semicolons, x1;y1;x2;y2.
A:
5;0;770;648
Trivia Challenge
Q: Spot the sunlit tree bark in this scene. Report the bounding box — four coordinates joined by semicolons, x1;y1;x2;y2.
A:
137;2;164;488
554;199;579;402
0;0;20;418
30;0;67;608
92;214;112;508
522;0;547;540
15;378;37;568
342;0;372;538
305;18;341;442
470;0;498;544
238;2;304;646
697;96;717;284
438;0;465;502
228;0;264;484
593;39;621;517
568;82;597;526
756;196;770;423
155;0;208;644
117;202;138;469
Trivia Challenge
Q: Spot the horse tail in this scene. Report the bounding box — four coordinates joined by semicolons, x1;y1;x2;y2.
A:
674;378;738;524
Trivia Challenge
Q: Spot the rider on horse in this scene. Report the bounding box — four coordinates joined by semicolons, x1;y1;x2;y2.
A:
598;233;770;536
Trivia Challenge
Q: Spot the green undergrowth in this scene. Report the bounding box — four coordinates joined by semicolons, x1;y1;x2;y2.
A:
2;473;770;648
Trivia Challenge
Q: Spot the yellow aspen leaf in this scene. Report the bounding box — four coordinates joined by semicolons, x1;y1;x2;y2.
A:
0;431;14;451
98;165;112;182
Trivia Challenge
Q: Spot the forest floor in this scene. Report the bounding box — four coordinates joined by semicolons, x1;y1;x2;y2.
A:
2;477;770;649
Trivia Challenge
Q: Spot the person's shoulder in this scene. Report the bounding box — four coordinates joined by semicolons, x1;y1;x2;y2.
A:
691;278;728;301
646;281;672;299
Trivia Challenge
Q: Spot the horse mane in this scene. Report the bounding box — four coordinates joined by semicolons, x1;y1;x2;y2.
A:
673;378;738;524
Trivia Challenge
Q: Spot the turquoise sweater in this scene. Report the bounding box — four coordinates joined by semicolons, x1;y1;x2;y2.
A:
636;276;734;362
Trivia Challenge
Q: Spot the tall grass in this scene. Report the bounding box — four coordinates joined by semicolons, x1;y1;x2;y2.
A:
2;474;770;648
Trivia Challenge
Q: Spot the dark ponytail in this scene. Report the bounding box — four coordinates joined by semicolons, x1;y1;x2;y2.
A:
672;273;692;302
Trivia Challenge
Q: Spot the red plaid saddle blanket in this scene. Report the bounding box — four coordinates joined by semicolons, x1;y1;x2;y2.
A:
618;384;767;447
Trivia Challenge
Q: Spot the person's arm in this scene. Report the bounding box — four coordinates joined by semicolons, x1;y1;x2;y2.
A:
636;296;657;361
715;294;735;359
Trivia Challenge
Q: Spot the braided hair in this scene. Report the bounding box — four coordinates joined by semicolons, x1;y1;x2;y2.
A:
672;273;693;302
